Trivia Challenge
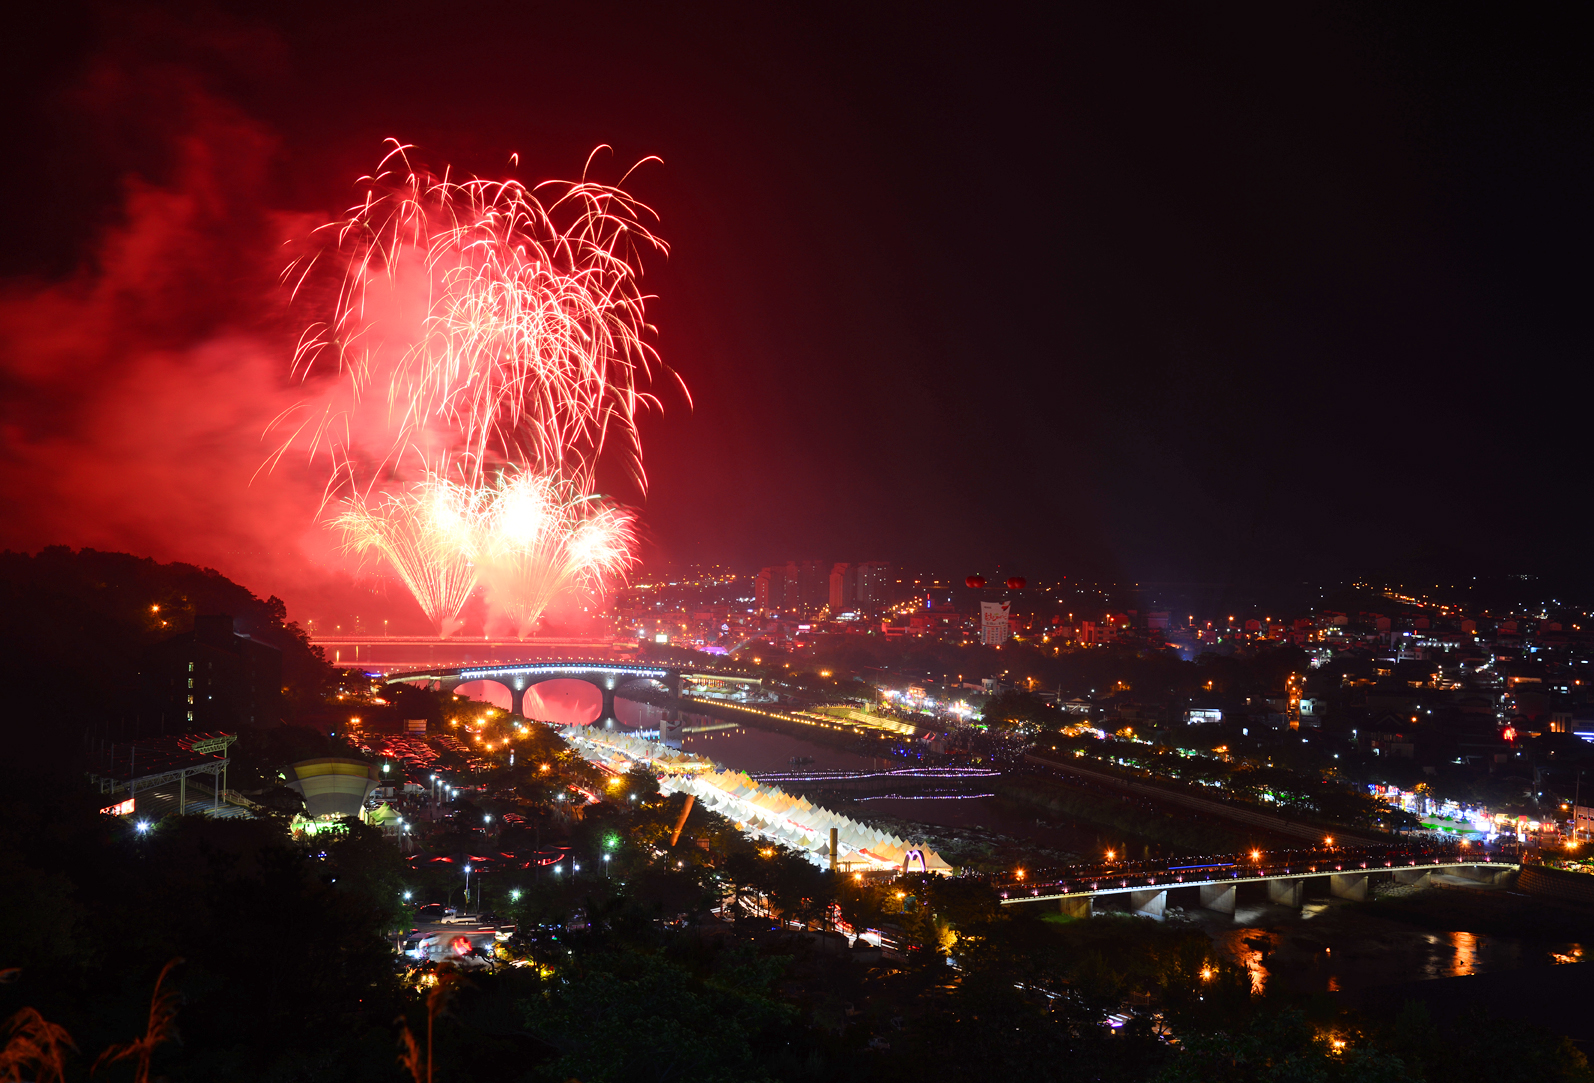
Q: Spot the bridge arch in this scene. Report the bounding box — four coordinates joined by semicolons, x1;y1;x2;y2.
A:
518;678;603;726
389;661;704;727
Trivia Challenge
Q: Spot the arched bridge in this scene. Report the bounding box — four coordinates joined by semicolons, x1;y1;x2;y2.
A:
995;848;1520;920
382;659;752;722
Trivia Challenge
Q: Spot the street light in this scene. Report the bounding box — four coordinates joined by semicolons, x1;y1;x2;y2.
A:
603;854;610;877
464;864;473;908
135;821;151;834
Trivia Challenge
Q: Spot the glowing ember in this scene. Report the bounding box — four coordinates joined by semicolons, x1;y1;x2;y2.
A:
283;142;676;632
475;469;636;638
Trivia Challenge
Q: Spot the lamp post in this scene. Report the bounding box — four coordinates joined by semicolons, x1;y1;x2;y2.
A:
603;853;610;878
464;864;472;912
1575;770;1583;842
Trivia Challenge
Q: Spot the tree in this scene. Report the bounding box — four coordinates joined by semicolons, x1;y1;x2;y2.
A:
622;763;660;801
1155;1009;1407;1083
981;690;1061;730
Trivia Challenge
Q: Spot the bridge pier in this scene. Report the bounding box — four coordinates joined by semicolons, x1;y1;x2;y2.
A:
1128;889;1166;920
1267;878;1303;907
1330;873;1368;902
1059;896;1091;919
1394;869;1431;889
1199;883;1236;916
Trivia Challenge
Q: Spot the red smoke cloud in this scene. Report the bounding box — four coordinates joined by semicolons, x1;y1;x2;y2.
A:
0;60;386;626
1;26;657;636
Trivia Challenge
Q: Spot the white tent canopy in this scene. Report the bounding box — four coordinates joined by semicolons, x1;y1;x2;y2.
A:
563;725;951;872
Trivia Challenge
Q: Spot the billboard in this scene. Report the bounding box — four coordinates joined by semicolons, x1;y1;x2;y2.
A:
980;601;1011;646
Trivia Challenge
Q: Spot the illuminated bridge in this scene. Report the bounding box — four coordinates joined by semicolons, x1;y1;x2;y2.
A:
311;635;620;669
379;659;758;721
994;849;1519;920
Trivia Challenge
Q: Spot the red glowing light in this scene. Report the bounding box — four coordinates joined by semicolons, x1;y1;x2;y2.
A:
279;142;673;634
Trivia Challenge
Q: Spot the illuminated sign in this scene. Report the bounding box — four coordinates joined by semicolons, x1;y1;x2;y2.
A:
980;601;1011;646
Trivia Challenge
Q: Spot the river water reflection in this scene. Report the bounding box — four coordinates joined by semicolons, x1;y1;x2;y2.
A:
666;715;1164;861
616;704;1592;993
1189;899;1587;995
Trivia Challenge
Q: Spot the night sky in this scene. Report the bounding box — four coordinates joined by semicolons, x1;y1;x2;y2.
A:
1;3;1587;616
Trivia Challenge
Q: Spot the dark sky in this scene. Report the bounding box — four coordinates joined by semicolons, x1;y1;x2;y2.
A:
1;3;1587;606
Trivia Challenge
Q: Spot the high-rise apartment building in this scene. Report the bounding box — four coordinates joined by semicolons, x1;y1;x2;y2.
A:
854;561;892;614
760;559;892;616
755;562;803;613
828;563;855;612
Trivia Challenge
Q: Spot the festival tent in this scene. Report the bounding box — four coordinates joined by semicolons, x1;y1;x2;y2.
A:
569;725;952;873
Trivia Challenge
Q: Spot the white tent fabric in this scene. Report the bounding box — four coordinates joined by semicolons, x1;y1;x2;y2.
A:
562;725;951;872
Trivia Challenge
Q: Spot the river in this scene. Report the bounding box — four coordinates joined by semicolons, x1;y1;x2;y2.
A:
618;700;1169;865
614;699;1591;994
1184;893;1588;995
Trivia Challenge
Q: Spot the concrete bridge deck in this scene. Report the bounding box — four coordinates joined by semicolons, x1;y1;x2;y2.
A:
997;851;1518;919
312;635;629;668
380;658;758;720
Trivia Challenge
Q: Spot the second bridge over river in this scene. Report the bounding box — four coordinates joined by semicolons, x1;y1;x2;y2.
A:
995;848;1519;920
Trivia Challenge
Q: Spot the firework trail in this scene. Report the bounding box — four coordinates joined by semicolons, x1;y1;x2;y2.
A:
333;474;486;636
474;470;637;639
280;141;678;496
283;142;674;634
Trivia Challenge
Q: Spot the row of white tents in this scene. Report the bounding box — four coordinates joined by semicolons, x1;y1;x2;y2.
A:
561;726;951;873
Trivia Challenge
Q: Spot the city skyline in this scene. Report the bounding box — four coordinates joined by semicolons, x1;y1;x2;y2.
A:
1;4;1587;625
2;6;1592;1073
